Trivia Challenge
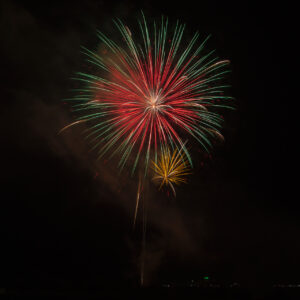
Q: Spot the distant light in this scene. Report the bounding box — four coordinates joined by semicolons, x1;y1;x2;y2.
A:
204;276;209;280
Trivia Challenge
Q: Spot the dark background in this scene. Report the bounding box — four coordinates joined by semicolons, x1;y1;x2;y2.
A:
0;0;298;296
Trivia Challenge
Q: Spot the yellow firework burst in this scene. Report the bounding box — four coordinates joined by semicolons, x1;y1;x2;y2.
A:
152;147;191;196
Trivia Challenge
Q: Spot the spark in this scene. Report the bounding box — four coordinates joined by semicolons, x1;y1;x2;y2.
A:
58;119;87;134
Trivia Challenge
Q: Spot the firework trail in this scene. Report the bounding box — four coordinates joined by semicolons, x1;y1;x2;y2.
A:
133;173;142;227
58;119;87;135
67;12;233;175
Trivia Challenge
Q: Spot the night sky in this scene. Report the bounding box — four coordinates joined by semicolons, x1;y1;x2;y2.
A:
1;0;298;294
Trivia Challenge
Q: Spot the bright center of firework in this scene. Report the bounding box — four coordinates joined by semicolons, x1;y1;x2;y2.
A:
148;95;161;111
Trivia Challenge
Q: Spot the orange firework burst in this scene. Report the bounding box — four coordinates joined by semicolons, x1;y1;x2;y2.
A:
152;147;191;196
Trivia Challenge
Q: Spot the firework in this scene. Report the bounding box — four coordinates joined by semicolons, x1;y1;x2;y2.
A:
67;13;233;174
152;147;191;196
